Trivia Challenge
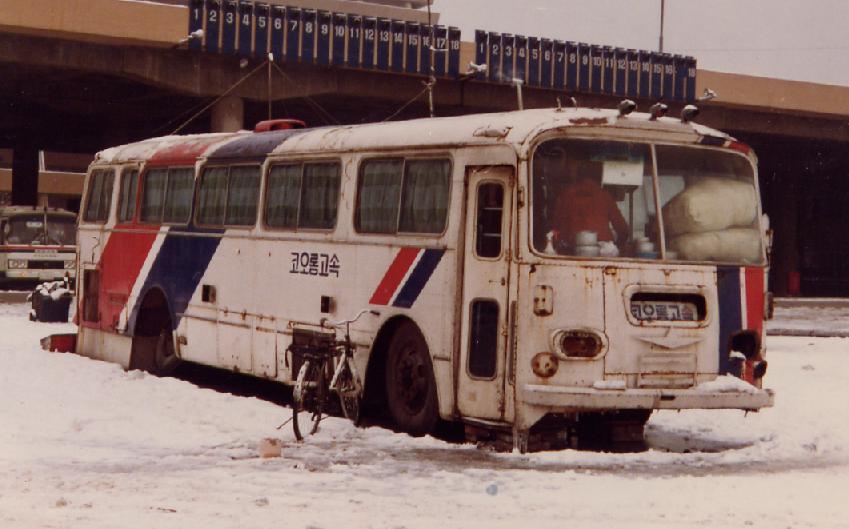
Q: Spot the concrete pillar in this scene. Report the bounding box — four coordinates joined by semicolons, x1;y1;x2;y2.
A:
211;95;245;132
11;141;38;206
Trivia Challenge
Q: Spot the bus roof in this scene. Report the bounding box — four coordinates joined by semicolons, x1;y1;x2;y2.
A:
92;107;736;166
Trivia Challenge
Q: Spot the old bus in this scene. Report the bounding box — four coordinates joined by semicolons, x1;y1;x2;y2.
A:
0;206;77;287
70;106;774;449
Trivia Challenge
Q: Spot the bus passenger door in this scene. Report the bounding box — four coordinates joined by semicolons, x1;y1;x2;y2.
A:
457;166;513;422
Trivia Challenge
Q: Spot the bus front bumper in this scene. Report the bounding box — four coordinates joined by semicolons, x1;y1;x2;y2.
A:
5;270;75;281
522;383;775;411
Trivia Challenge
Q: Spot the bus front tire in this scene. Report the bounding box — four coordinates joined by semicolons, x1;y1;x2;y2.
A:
385;322;438;436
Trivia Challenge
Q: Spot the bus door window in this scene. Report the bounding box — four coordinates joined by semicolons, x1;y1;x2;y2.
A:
475;182;504;258
468;298;499;378
82;168;115;223
82;269;100;322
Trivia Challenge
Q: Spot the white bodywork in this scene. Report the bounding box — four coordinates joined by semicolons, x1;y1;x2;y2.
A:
74;108;774;435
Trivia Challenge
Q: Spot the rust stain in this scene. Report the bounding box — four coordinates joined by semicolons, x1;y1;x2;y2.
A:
569;117;609;126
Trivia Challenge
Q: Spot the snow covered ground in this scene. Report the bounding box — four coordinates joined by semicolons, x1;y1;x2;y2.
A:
768;298;849;337
1;300;848;529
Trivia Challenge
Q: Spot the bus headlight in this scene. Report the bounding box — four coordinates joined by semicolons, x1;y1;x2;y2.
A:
64;260;75;269
8;259;27;269
552;329;605;359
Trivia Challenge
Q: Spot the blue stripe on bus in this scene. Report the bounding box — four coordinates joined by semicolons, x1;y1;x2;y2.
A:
392;249;445;309
129;226;224;332
206;128;308;160
716;266;741;375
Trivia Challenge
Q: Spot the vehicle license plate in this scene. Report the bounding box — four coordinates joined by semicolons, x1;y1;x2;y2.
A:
630;300;698;321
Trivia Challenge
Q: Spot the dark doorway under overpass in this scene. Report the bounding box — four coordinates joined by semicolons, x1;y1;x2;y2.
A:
734;131;849;297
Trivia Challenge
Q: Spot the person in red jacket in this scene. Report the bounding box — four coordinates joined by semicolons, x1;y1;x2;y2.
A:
550;158;629;251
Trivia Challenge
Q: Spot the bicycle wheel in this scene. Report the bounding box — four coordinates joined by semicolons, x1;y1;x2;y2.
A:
336;360;362;425
292;359;326;441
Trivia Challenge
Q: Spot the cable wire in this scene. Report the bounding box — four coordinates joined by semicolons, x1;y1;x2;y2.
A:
170;60;269;135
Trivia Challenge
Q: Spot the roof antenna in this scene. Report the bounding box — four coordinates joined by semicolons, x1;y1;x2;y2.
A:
513;78;524;110
267;53;274;121
555;97;562;112
426;0;436;117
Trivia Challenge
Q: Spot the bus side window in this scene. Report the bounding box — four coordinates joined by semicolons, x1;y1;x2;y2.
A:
117;169;139;222
82;169;115;223
140;168;167;223
469;299;499;378
356;157;450;234
476;182;504;258
162;168;194;224
225;166;260;226
197;165;260;227
265;162;341;230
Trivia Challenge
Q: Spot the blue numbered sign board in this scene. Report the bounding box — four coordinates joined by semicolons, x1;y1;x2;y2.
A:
186;4;695;96
238;2;253;58
221;0;237;54
204;0;221;53
470;28;698;101
270;6;284;60
189;0;204;51
316;11;332;65
332;13;346;66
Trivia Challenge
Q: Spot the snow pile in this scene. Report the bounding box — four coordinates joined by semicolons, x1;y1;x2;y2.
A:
694;374;760;393
0;301;848;528
31;279;73;301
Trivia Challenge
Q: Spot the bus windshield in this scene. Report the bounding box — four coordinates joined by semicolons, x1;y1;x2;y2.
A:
532;138;763;264
5;213;76;246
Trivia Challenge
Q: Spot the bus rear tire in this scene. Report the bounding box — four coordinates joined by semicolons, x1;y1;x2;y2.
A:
130;294;180;376
385;322;438;436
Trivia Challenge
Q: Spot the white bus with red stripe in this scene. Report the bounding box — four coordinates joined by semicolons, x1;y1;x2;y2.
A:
66;106;774;449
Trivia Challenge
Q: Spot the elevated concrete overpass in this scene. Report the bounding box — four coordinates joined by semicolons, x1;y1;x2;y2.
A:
3;0;849;295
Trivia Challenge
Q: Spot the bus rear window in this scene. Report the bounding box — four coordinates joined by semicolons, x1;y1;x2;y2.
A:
356;158;450;235
82;169;114;223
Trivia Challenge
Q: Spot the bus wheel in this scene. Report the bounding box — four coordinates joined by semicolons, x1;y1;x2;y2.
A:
130;328;180;376
130;295;180;376
385;322;438;436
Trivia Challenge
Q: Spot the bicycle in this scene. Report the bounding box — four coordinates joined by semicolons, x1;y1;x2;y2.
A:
289;309;377;441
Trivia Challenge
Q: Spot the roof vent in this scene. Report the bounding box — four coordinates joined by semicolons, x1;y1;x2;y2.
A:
254;119;307;133
680;105;700;123
649;103;668;121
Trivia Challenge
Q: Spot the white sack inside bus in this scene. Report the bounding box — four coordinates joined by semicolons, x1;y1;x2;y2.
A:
532;139;764;264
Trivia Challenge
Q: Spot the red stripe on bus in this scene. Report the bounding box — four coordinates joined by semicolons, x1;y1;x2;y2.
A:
97;224;159;330
148;136;234;166
744;267;765;333
369;247;421;306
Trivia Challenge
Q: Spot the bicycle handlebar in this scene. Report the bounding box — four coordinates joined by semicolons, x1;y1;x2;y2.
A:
321;309;379;329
